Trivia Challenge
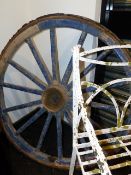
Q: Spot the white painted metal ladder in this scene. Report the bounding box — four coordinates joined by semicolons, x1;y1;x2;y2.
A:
70;44;131;175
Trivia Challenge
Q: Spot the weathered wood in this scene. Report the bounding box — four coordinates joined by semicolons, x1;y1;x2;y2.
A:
0;14;130;171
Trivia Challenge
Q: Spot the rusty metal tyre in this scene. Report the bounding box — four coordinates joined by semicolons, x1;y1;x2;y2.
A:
0;13;130;170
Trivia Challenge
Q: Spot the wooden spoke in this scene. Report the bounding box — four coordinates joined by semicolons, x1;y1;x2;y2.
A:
36;112;52;150
56;113;63;160
64;110;72;127
80;50;111;78
1;82;43;95
68;50;111;90
91;102;115;112
67;81;72;91
78;31;88;46
50;28;60;81
9;60;46;90
62;31;87;86
82;86;96;93
26;38;52;84
2;100;42;113
66;100;72;111
16;108;45;134
62;58;72;86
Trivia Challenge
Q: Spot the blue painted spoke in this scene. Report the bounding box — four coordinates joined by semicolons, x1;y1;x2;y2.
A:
66;100;72;111
110;81;129;88
16;108;45;135
3;100;42;113
91;102;115;112
36;112;52;150
26;38;52;84
68;50;111;87
61;58;72;85
9;60;46;90
67;81;72;91
82;86;96;93
61;31;87;86
56;113;63;160
1;82;43;95
64;110;72;127
80;50;111;78
78;31;88;45
50;28;60;81
69;90;72;98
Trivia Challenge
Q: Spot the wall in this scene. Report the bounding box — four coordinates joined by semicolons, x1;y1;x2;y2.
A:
0;0;102;122
0;0;102;52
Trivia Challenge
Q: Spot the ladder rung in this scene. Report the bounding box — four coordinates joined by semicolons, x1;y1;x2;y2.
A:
99;134;131;145
79;151;129;169
107;152;129;160
103;141;131;150
80;151;130;167
86;168;100;175
77;127;131;140
78;133;131;145
78;149;94;156
81;159;97;166
95;125;131;136
76;142;91;149
77;132;88;138
85;161;131;175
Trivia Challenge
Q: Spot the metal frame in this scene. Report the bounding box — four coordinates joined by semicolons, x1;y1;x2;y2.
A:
70;44;131;175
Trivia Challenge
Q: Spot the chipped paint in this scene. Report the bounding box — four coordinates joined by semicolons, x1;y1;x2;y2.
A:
70;44;131;175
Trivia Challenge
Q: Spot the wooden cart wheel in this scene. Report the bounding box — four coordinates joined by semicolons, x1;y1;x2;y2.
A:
0;14;130;170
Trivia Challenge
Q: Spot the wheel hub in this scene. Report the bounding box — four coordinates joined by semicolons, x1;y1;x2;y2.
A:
42;84;68;112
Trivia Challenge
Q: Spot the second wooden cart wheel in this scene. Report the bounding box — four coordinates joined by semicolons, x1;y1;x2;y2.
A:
0;14;130;170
